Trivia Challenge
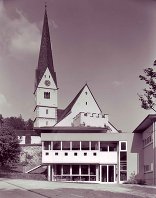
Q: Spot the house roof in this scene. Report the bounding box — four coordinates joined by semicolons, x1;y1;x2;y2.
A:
56;84;102;123
35;8;57;91
57;84;86;122
133;114;156;133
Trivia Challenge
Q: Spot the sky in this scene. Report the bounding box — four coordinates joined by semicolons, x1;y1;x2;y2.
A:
0;0;156;132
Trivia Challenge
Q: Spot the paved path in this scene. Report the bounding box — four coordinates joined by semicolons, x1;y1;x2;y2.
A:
0;178;156;198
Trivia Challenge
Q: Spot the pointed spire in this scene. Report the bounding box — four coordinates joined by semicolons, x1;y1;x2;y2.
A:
35;4;57;89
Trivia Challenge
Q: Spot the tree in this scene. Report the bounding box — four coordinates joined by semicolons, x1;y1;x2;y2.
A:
138;66;156;112
3;115;26;130
25;119;33;130
0;126;20;167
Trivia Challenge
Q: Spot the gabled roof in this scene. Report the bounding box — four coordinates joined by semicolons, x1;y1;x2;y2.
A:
57;84;102;123
35;8;57;91
133;114;156;133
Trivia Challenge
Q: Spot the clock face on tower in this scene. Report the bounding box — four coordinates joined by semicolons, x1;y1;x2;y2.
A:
44;80;51;86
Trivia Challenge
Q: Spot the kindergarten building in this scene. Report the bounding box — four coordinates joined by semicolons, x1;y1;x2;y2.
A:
17;7;156;185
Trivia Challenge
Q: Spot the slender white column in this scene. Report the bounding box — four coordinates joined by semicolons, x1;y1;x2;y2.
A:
96;165;99;182
48;165;51;181
51;165;54;181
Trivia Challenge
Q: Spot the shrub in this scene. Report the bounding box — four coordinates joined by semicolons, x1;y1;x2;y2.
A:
136;179;146;185
124;172;146;185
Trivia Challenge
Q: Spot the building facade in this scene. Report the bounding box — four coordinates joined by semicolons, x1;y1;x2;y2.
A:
133;114;156;185
31;7;140;184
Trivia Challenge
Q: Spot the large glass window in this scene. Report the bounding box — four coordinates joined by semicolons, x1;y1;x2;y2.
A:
53;164;97;182
56;165;61;175
62;141;70;150
72;165;79;174
81;165;88;175
53;141;61;150
120;172;127;181
72;141;80;150
63;165;70;175
91;141;99;150
109;143;117;151
43;141;51;150
120;149;127;181
81;141;89;150
100;142;108;151
120;152;127;161
90;165;96;175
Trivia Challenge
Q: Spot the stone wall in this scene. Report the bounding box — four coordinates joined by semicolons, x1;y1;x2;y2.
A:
20;145;42;167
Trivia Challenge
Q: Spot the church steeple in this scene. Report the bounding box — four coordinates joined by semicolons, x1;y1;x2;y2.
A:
35;6;57;90
34;5;58;128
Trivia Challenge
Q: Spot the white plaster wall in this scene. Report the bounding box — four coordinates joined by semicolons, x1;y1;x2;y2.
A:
36;106;56;118
73;113;106;127
31;136;41;144
34;118;56;127
72;86;101;114
38;68;57;89
42;150;117;164
36;88;57;107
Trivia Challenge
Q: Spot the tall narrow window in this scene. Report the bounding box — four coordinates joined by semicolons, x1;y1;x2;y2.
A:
44;92;50;99
46;109;48;114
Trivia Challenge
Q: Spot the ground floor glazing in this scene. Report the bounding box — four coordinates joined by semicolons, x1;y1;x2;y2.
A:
47;164;127;183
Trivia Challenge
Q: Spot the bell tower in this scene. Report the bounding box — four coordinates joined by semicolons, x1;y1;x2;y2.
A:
34;6;58;128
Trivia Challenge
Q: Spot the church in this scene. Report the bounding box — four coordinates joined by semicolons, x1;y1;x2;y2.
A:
17;7;156;185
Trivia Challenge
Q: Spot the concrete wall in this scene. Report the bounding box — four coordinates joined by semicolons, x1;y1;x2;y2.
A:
42;150;117;164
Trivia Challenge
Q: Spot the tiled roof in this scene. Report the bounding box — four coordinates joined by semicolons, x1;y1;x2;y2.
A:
35;8;57;91
56;84;102;123
57;84;86;122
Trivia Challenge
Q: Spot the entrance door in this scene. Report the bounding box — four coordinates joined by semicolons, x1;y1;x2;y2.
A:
101;165;115;183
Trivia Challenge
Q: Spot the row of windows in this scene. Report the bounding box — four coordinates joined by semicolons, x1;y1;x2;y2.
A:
43;141;118;151
45;152;97;156
54;164;96;176
43;141;127;151
143;135;153;147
